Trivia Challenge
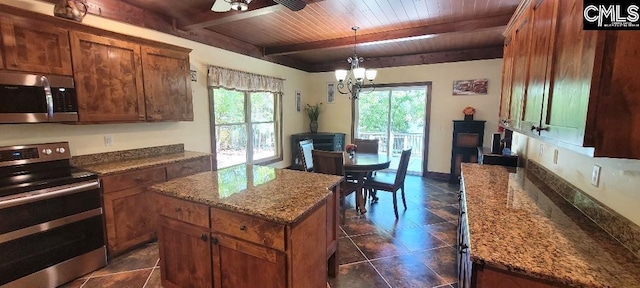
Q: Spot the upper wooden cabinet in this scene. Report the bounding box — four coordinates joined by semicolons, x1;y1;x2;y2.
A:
70;31;146;122
500;0;640;159
141;46;193;121
0;15;72;75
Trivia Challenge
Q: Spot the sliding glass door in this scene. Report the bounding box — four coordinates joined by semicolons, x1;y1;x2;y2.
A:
356;86;427;175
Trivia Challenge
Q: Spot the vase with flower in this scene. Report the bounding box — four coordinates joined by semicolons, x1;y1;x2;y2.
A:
463;106;476;121
304;103;322;133
345;143;357;158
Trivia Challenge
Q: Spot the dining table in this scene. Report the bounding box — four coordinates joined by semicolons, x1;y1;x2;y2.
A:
343;152;391;214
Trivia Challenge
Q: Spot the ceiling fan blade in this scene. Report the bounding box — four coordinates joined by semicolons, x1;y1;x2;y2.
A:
211;0;232;12
273;0;306;11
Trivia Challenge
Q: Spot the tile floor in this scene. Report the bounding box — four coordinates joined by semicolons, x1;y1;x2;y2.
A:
62;174;460;288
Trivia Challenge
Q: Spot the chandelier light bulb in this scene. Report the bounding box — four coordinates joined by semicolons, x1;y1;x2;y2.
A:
353;68;365;81
335;70;348;82
365;69;377;81
230;1;248;10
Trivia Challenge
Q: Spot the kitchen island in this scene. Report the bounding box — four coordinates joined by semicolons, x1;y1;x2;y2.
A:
150;164;343;288
459;163;640;287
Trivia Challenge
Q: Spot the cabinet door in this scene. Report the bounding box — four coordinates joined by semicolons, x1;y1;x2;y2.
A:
158;216;213;288
212;233;286;288
508;14;532;129
543;0;599;145
0;16;72;75
70;31;146;122
499;37;514;122
141;46;193;121
103;186;156;256
522;0;559;133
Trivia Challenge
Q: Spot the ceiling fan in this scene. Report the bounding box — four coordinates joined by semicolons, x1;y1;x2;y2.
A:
211;0;306;12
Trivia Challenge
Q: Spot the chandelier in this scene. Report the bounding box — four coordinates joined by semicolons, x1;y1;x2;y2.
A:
334;26;377;99
229;0;251;11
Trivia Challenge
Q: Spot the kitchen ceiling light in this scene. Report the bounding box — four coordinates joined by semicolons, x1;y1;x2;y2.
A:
334;26;377;99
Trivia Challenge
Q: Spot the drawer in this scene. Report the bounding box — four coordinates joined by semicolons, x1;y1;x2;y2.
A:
102;166;167;192
166;156;211;180
211;207;285;251
156;193;210;228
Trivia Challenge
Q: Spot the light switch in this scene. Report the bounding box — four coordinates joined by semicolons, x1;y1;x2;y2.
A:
591;165;601;187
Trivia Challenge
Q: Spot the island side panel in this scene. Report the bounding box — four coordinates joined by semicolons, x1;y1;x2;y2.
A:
326;184;340;277
290;199;327;288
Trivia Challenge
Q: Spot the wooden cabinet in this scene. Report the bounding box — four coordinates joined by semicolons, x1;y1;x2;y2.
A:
157;216;212;288
0;15;72;75
290;132;345;170
501;0;640;159
101;156;211;256
449;121;485;183
70;31;146;122
141;46;193;121
157;192;334;288
504;13;531;129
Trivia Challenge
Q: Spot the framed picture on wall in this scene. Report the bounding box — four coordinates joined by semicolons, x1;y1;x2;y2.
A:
327;83;335;104
453;79;488;95
295;90;301;112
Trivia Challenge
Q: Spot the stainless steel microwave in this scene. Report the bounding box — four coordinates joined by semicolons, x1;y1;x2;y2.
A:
0;71;79;123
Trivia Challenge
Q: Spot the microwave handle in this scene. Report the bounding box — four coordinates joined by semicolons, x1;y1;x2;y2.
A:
41;76;54;119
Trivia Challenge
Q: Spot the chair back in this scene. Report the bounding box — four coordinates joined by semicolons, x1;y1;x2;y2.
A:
312;150;344;176
299;139;314;172
394;148;412;186
353;138;379;154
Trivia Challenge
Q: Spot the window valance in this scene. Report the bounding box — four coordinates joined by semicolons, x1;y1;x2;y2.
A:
207;65;284;93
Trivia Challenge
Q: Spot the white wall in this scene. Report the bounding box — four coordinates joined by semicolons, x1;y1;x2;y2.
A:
0;0;310;168
307;59;503;174
510;132;640;226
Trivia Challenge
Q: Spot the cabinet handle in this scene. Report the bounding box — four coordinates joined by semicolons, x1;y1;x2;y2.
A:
459;244;469;254
457;194;462;200
460;211;466;216
536;126;550;132
239;225;247;231
200;233;208;241
530;125;537;131
211;237;219;245
175;207;182;212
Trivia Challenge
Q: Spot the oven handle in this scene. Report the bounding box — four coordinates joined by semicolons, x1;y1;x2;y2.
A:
41;75;54;120
0;180;100;209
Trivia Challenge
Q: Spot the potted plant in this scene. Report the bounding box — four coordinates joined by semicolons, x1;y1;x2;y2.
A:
304;103;322;133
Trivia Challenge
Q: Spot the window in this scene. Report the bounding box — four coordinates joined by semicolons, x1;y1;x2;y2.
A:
213;88;281;169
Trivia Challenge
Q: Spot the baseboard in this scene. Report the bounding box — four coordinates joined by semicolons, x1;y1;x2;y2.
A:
424;171;449;181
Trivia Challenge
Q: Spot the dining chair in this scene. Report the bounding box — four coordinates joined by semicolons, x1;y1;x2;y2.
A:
353;138;380;201
311;150;359;223
299;139;314;172
353;138;379;154
364;148;412;218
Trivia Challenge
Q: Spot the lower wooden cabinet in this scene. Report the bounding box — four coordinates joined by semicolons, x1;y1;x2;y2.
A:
101;156;211;257
157;216;212;288
157;191;334;288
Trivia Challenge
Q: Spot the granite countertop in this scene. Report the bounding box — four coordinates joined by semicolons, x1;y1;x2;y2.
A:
461;163;640;287
77;151;211;175
151;164;344;225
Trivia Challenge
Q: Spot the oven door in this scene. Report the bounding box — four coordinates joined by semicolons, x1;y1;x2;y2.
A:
0;180;106;287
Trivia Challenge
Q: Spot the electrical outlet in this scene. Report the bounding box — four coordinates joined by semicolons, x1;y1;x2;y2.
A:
104;135;113;146
553;149;559;164
591;165;601;187
539;143;544;158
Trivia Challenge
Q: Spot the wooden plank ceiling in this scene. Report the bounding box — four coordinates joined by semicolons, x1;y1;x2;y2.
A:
44;0;520;72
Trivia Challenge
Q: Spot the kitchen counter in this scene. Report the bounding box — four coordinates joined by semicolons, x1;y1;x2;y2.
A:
461;163;640;287
71;144;210;175
151;164;344;224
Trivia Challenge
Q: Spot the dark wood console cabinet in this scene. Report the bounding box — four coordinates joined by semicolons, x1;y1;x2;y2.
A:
450;121;485;183
290;132;345;170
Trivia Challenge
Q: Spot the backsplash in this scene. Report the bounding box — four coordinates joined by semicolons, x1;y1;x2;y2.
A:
527;160;640;257
71;144;184;167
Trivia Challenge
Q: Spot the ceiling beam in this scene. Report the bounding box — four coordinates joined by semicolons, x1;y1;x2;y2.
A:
307;46;504;72
264;14;512;56
180;0;283;31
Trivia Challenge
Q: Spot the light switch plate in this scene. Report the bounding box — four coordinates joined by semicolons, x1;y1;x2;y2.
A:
539;143;544;158
104;135;113;146
553;149;559;164
591;165;601;187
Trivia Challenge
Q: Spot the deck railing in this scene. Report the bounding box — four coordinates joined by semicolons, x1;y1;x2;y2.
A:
357;132;423;156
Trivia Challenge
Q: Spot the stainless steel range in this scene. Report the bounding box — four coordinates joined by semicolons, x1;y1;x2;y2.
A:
0;142;106;288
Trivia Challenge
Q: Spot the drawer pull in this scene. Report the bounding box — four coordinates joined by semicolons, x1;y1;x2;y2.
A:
211;237;219;245
175;207;182;212
200;234;208;242
239;225;247;231
459;244;469;254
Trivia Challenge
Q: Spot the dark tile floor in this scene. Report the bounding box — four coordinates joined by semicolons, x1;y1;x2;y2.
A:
62;174;460;288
